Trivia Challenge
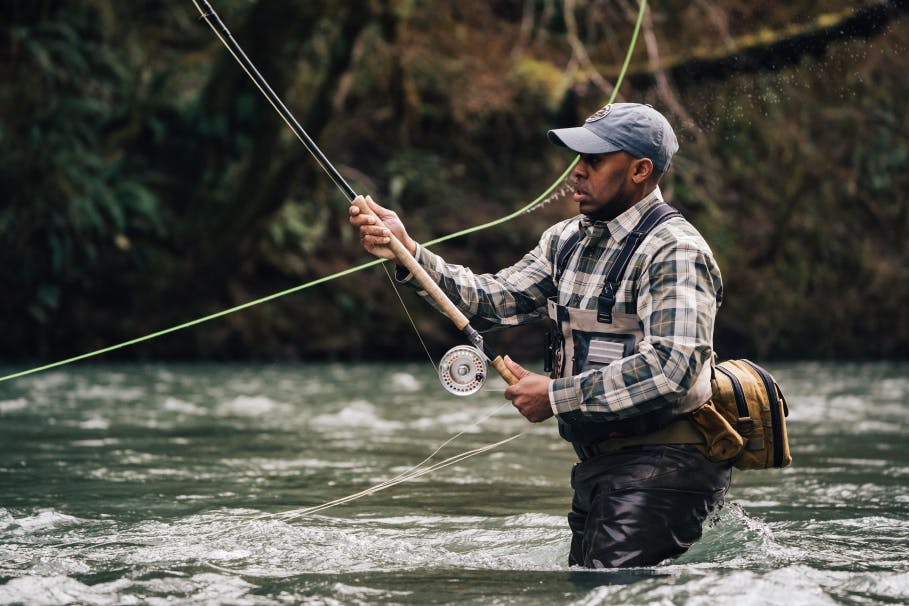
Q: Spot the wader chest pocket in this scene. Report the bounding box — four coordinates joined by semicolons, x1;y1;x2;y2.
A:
574;332;635;373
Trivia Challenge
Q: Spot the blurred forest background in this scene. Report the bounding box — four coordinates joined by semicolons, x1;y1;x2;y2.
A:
1;0;907;369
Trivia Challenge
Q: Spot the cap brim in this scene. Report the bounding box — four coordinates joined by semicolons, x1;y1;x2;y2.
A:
547;126;621;154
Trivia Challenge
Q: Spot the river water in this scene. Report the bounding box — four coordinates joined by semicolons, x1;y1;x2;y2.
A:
0;361;906;605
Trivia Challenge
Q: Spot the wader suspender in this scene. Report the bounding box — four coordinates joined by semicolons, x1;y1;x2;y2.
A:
545;203;680;376
597;203;681;323
555;232;581;282
554;202;682;319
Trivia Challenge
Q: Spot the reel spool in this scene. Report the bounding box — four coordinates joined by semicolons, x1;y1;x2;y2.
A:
438;345;487;396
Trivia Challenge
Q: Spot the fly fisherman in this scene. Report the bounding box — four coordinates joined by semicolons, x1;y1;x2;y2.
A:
349;103;731;568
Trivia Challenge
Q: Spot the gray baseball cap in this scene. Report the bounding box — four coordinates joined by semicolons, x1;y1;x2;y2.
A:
547;103;678;172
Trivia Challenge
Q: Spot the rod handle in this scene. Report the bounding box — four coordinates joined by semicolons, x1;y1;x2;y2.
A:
490;355;520;386
352;197;471;330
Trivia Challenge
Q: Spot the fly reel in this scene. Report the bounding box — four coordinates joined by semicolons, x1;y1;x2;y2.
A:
438;345;487;396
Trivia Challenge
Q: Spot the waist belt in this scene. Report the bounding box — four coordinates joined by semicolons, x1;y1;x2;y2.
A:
573;418;704;461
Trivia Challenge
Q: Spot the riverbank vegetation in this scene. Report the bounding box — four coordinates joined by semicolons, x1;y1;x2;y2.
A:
2;0;907;365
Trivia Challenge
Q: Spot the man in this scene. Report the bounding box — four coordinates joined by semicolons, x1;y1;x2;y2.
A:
349;103;731;568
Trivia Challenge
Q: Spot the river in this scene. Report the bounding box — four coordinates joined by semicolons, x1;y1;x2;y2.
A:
0;361;906;604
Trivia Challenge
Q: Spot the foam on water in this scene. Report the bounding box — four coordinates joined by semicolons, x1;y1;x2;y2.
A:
216;395;283;417
310;400;405;432
161;397;207;416
0;398;28;413
1;509;83;534
390;372;423;392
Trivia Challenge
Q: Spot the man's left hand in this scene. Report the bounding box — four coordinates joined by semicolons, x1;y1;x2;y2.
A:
503;356;554;423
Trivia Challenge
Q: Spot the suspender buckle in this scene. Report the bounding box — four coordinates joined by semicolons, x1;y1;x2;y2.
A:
597;283;616;323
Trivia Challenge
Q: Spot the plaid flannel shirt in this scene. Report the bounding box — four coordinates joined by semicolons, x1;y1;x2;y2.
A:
399;187;723;422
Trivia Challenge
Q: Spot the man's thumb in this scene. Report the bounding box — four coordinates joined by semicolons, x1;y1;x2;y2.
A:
503;355;530;379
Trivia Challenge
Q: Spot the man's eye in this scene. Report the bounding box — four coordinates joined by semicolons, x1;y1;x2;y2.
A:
582;154;601;166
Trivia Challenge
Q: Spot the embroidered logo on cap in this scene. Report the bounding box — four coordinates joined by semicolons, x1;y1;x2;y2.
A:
585;104;612;123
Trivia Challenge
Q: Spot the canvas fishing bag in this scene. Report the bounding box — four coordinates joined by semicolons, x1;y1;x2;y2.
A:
689;358;792;469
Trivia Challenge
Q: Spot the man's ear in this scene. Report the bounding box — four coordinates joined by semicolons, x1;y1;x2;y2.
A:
631;158;654;183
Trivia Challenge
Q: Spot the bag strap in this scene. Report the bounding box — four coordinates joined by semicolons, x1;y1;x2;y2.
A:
597;202;681;323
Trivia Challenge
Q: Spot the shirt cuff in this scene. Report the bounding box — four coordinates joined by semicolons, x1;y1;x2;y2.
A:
550;375;583;416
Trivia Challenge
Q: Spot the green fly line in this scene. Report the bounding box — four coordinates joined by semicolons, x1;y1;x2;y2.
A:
0;0;646;384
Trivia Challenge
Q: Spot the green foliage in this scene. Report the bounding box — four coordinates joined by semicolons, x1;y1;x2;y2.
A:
0;0;906;363
1;3;167;330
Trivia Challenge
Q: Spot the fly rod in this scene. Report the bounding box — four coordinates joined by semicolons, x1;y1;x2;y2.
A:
192;0;518;392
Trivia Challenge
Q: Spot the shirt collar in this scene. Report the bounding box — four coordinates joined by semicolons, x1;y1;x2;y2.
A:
578;187;664;244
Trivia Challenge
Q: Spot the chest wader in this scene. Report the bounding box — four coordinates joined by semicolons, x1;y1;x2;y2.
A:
545;203;712;459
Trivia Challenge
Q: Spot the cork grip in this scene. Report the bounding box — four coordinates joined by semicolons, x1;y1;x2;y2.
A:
353;197;519;387
353;197;470;330
490;355;520;386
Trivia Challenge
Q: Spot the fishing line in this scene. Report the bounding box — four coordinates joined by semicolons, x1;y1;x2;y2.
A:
187;0;643;521
276;432;525;521
197;403;521;541
2;1;645;521
0;259;384;383
191;0;356;200
240;401;517;524
3;5;649;542
199;431;517;571
381;263;437;371
0;1;646;384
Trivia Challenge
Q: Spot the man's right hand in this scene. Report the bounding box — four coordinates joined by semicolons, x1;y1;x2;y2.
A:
348;195;417;261
503;356;554;423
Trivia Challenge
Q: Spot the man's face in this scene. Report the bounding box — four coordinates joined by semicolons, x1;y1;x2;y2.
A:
571;151;640;221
